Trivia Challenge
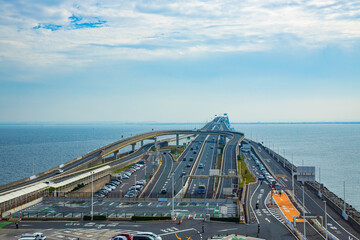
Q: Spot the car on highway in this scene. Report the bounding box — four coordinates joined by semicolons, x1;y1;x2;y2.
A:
160;188;167;194
181;171;186;176
198;163;204;169
186;163;191;167
56;169;64;174
183;157;186;161
193;151;196;154
198;185;206;194
189;157;193;161
133;232;162;240
137;160;145;164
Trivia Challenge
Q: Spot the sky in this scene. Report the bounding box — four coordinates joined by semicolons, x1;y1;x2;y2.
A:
0;0;360;123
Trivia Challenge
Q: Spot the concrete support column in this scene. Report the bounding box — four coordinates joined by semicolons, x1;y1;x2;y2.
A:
131;143;136;152
176;134;179;149
141;140;144;147
113;150;119;160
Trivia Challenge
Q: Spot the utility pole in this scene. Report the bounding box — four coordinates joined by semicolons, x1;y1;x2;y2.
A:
171;172;175;219
91;171;94;221
343;181;346;213
292;154;294;197
303;185;306;239
324;201;328;240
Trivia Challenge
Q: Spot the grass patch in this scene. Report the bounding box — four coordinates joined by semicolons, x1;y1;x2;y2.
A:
160;145;185;160
0;221;11;229
238;153;256;187
83;215;107;221
214;153;222;191
113;163;135;174
131;216;171;221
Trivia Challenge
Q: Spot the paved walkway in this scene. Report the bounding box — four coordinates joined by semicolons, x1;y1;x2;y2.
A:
272;190;304;223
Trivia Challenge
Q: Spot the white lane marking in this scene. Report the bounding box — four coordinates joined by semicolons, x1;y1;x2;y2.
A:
158;228;199;236
218;228;239;232
265;217;271;223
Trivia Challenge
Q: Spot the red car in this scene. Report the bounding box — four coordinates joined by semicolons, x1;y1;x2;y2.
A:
111;233;132;240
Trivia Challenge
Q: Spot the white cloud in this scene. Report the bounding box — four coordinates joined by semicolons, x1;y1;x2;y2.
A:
0;0;359;67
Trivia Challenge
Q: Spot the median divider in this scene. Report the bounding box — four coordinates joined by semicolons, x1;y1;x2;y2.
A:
138;153;164;198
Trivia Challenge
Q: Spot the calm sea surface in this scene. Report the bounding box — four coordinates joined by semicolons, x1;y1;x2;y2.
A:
0;123;359;210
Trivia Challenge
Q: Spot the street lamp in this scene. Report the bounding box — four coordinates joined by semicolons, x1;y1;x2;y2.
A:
91;171;94;221
303;185;306;239
171;172;175;220
323;200;327;240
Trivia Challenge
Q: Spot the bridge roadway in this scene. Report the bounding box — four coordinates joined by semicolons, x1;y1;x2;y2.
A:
249;140;360;240
0;122;241;194
144;120;221;198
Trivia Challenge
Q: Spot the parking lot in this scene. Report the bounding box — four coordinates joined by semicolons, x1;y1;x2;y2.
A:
15;199;238;219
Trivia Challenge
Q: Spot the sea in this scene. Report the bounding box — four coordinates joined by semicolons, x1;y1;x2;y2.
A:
0;122;359;210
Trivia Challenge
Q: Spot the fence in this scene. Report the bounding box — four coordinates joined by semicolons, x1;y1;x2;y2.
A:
9;210;237;219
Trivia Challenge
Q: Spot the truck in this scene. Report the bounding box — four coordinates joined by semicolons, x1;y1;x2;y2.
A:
198;185;206;194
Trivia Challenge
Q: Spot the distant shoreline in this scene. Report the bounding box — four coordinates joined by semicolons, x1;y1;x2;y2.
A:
0;121;359;125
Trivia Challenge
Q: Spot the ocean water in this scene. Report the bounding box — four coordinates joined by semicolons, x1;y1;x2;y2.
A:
232;123;360;211
0;122;359;210
0;123;200;185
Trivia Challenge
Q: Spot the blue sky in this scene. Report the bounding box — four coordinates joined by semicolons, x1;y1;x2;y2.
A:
0;0;360;122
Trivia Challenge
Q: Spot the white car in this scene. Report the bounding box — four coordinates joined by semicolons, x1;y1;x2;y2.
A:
33;233;46;240
134;232;162;240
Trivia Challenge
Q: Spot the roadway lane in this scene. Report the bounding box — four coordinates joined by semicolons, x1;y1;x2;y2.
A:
244;150;301;239
250;141;360;240
144;151;174;198
218;134;242;198
184;135;218;198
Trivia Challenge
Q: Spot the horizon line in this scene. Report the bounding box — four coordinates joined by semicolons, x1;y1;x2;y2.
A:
0;121;359;125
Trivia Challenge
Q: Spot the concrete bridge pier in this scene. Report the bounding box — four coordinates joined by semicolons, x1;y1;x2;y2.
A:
176;134;179;149
141;140;144;147
113;150;119;160
131;143;136;152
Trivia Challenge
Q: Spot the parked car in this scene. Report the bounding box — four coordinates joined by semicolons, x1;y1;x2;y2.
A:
110;233;132;240
134;232;162;240
132;236;154;240
121;174;130;179
109;236;127;240
33;233;46;240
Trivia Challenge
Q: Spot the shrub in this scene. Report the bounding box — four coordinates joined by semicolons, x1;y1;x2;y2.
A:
83;215;107;221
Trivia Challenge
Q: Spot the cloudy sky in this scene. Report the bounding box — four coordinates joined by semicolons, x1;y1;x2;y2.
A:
0;0;359;123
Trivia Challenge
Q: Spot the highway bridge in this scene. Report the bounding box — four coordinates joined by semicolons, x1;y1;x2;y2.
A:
1;115;359;240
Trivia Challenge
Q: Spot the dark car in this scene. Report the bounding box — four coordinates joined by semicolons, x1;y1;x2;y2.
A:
161;188;167;194
186;163;191;167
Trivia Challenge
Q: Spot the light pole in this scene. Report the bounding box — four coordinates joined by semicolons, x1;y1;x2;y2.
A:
292;154;294;197
303;185;306;239
134;175;137;199
171;172;175;219
91;171;94;221
323;200;327;239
